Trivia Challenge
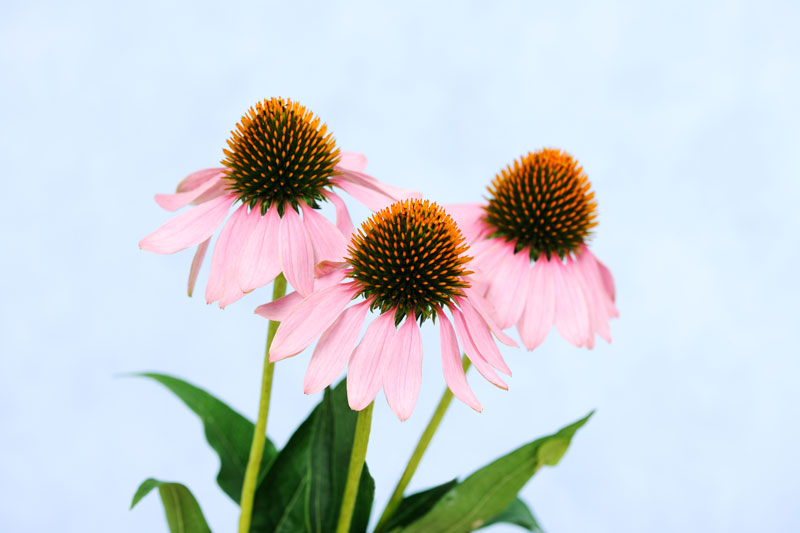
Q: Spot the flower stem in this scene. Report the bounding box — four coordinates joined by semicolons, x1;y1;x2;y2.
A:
237;274;287;533
375;357;471;532
336;402;375;533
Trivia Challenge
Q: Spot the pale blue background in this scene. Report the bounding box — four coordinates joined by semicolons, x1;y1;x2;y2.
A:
1;1;798;531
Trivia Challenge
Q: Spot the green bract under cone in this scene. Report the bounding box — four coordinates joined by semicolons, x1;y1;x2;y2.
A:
222;97;341;215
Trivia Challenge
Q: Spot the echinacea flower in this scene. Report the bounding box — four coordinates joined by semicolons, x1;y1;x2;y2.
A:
448;148;618;350
255;199;518;420
139;97;419;307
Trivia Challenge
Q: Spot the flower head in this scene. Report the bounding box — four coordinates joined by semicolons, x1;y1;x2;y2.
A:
448;148;618;350
139;97;420;307
257;199;518;420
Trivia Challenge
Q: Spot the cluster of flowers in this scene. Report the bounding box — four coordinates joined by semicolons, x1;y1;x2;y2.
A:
141;97;618;422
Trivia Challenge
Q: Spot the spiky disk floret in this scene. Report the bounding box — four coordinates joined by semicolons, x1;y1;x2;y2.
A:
222;97;341;215
485;148;598;260
347;199;473;324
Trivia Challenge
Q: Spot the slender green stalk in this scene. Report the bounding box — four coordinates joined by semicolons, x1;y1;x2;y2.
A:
237;274;287;533
336;402;375;533
376;357;471;532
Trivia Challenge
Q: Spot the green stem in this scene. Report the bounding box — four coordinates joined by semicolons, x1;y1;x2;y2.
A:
336;402;375;533
376;357;471;532
237;274;287;533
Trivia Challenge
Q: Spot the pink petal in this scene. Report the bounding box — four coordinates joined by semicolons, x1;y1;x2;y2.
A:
444;203;490;243
139;194;236;254
457;298;511;375
451;307;508;390
332;168;421;212
279;207;315;297
155;169;225;211
315;261;349;278
217;207;263;307
331;176;396;212
517;256;556;350
461;286;518;347
238;206;282;293
302;204;348;263
337;152;368;172
176;167;225;193
254;291;303;321
383;318;423;421
573;253;613;343
205;204;255;306
304;301;370;395
470;239;514;285
269;282;359;362
438;310;481;412
593;253;616;302
323;191;355;238
485;248;531;329
347;311;396;411
187;238;210;297
552;257;591;347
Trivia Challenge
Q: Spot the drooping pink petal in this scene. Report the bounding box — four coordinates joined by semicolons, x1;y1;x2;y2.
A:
337;152;368;172
302;204;348;263
471;239;514;284
254;291;303;321
322;191;355;238
304;301;370;395
193;178;232;206
383;318;423;421
457;298;511;375
461;286;518;347
347;311;396;411
205;204;253;306
332;168;421;212
279;206;315;297
444;203;490;243
581;246;619;317
187;238;210;297
566;256;597;349
485;248;531;329
573;253;613;343
268;282;359;362
315;261;349;278
238;206;282;293
337;168;421;204
176;168;226;193
437;310;481;412
517;256;556;350
217;206;262;308
139;194;236;254
155;169;224;211
451;307;508;390
552;257;591;347
314;266;349;290
331;176;397;212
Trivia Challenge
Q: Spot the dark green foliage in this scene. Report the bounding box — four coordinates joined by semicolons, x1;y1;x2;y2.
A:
131;478;212;533
136;373;278;503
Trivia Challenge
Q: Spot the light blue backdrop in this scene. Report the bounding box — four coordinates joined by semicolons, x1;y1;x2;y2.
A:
1;1;798;531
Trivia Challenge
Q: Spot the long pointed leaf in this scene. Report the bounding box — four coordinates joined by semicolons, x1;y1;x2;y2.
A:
136;373;278;503
131;478;212;533
401;412;593;532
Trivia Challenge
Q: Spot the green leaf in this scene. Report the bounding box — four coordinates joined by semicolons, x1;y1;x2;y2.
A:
350;464;375;533
136;373;278;503
250;410;316;533
130;478;212;533
308;383;376;533
480;498;542;532
400;412;593;533
379;479;458;532
249;379;376;533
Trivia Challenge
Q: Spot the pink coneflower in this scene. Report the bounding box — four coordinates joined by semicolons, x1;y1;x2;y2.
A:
448;148;618;350
255;199;517;420
139;97;419;307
